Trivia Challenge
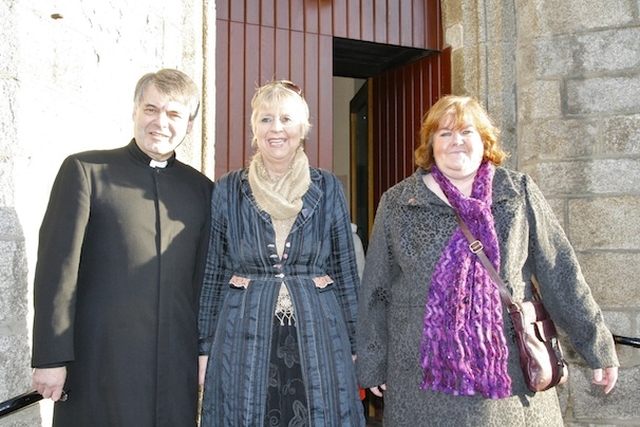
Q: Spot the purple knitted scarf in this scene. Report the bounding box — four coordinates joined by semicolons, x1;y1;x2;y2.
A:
420;162;511;399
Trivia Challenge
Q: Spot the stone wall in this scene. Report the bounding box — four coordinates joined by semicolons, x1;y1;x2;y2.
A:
0;0;210;425
442;0;640;424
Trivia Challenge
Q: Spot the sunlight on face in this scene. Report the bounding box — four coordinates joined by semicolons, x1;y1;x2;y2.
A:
254;97;303;167
432;115;485;180
132;84;193;161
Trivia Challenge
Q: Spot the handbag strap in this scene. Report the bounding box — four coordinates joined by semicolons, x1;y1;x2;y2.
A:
455;213;515;308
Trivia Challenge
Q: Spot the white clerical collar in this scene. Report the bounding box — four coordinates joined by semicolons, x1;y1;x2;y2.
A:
149;159;168;168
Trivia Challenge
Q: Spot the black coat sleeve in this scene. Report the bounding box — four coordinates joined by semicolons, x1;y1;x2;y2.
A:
32;156;90;367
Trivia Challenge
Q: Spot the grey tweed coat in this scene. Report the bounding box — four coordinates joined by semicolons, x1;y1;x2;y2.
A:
356;167;619;427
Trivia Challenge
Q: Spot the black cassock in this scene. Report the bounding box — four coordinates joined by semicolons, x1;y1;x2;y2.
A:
32;140;212;426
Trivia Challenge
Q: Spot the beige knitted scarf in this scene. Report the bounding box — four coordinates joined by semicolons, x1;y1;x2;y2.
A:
248;148;311;220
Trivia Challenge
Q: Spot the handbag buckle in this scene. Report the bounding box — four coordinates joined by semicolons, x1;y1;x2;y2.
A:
469;240;484;254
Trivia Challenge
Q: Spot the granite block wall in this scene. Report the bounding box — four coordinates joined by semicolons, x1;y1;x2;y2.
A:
443;0;640;424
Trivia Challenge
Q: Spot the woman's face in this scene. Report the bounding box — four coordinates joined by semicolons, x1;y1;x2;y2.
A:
253;97;303;166
432;116;485;180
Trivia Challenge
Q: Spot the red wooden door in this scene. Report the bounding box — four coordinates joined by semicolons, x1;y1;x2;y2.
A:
351;48;452;237
213;0;444;179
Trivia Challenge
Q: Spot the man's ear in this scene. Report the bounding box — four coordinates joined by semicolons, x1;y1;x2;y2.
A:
186;119;194;134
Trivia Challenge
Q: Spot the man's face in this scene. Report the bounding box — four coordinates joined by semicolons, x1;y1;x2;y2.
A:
132;84;193;161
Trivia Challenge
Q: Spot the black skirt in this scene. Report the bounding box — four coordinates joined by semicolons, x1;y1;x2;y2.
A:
265;316;309;426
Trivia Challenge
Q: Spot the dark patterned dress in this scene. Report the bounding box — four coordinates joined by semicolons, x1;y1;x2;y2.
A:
265;319;308;426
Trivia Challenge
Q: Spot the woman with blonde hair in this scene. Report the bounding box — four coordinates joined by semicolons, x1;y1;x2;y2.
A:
199;80;365;426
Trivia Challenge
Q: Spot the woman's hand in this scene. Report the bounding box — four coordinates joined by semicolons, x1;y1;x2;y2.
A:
592;367;618;394
199;355;209;386
369;384;386;398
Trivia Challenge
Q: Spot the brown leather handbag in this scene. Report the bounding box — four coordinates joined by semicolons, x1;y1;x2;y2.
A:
456;214;568;392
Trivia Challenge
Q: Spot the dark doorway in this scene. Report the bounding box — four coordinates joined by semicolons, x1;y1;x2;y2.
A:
335;41;451;239
350;81;370;250
334;37;437;78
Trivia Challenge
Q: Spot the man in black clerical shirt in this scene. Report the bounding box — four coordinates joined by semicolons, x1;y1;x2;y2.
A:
31;69;213;427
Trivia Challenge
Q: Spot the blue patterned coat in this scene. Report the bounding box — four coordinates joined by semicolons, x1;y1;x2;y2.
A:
199;167;365;426
356;167;619;427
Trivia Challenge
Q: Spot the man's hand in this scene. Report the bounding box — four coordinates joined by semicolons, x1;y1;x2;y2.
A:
32;367;67;402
